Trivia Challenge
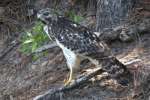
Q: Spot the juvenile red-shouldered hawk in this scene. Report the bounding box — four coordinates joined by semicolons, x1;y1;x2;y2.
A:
37;8;131;86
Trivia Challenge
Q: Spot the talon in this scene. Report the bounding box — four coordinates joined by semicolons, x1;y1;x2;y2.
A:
64;79;72;86
64;72;73;86
64;76;74;86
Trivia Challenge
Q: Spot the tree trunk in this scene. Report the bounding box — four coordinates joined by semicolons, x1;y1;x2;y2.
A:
96;0;136;32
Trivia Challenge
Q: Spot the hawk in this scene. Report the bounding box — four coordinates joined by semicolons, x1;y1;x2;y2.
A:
37;8;131;86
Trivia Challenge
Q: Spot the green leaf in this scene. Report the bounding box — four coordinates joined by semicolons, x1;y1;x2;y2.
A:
74;15;83;23
32;54;40;61
23;39;34;44
26;32;32;37
66;10;84;24
32;42;38;52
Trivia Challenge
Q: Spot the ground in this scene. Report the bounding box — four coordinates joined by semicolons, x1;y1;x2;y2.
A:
0;32;150;100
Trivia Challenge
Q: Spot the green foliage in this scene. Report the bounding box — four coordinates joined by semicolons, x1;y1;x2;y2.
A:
66;10;84;23
20;21;49;54
32;51;48;61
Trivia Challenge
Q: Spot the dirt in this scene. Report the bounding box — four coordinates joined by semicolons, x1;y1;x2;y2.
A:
0;32;150;100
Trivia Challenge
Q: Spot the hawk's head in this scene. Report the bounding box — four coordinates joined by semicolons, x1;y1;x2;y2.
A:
37;8;60;24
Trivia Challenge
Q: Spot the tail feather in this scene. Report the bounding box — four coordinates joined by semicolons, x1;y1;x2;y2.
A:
100;57;132;86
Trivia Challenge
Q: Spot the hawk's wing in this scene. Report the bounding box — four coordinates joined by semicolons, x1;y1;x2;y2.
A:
49;17;111;60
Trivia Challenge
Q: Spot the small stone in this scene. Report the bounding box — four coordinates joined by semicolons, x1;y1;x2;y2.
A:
31;64;37;70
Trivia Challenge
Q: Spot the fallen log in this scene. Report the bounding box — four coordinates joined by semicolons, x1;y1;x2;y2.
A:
99;18;150;42
33;59;142;100
33;67;105;100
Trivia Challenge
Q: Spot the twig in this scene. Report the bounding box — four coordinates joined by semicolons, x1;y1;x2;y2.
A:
0;41;19;60
33;67;105;100
124;59;142;66
33;42;58;53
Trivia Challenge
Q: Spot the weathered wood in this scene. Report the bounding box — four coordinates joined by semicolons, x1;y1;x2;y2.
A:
33;42;58;53
96;0;137;32
0;41;19;60
33;59;142;100
96;0;150;42
98;18;150;42
33;67;105;100
96;0;141;42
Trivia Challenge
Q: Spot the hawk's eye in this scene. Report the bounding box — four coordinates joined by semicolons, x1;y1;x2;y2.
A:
43;12;49;16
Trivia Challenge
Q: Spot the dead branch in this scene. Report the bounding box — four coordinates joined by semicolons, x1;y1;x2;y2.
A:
33;42;58;53
0;41;19;60
124;59;142;66
33;59;142;100
33;67;105;100
99;18;150;42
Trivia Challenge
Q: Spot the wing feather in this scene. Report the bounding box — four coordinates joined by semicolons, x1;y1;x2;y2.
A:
49;17;111;59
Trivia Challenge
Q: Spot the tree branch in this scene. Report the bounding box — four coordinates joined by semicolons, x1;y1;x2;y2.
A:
33;67;105;100
33;59;142;100
33;42;58;53
0;41;20;60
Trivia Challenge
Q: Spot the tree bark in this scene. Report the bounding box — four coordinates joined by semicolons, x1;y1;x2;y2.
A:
96;0;137;32
95;0;150;42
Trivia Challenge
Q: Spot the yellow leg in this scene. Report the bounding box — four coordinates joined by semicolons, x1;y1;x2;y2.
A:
64;67;73;86
63;55;81;86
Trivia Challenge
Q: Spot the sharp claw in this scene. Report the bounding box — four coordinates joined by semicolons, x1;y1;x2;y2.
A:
64;79;72;86
64;75;72;86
